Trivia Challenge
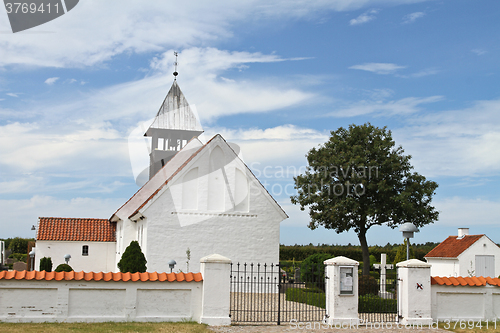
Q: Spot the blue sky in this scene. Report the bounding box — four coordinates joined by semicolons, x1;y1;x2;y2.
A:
1;0;500;247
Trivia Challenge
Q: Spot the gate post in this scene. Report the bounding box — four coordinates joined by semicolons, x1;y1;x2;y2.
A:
396;259;432;326
200;254;232;326
324;256;360;327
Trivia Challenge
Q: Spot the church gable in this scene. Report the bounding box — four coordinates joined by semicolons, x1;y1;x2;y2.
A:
139;134;287;223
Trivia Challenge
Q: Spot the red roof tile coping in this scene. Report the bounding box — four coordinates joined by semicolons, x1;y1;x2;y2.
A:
37;217;116;242
0;270;202;282
431;276;500;286
424;235;484;258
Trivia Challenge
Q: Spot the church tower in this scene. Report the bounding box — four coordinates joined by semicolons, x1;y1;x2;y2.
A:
145;55;203;179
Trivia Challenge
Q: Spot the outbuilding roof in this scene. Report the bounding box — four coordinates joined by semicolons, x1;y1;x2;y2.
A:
0;270;202;282
424;235;484;258
37;217;116;242
431;276;500;287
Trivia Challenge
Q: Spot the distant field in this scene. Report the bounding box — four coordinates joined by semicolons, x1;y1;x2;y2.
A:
0;322;212;333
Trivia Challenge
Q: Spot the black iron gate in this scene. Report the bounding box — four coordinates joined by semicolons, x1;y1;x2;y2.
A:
230;262;326;325
358;268;398;323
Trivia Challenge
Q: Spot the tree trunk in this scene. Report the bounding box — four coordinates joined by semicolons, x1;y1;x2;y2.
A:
358;229;371;276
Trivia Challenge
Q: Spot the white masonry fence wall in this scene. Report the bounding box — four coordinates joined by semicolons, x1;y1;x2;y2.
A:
431;284;500;322
0;253;231;326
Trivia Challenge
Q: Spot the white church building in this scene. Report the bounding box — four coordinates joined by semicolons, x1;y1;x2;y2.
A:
34;78;288;272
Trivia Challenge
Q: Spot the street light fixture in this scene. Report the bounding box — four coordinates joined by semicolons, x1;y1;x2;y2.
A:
399;222;419;261
64;254;71;265
168;260;176;273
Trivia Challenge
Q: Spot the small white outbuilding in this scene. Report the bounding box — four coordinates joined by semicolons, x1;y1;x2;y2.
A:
424;228;500;278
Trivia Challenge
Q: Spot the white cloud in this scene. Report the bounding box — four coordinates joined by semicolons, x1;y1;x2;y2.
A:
6;93;19;97
44;77;59;85
472;49;487;56
397;68;439;78
349;62;406;74
434;197;500;226
402;11;425;24
327;95;444;117
0;0;433;68
350;9;379;25
394;98;500;177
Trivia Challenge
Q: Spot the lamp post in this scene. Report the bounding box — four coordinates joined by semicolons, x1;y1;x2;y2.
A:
64;254;71;265
29;249;35;271
168;260;176;273
399;222;419;261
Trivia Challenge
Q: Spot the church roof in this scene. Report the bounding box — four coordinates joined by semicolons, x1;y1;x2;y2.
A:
145;81;203;136
424;234;484;258
37;217;116;242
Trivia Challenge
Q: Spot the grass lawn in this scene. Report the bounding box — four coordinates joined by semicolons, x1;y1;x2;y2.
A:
0;321;212;333
439;321;500;333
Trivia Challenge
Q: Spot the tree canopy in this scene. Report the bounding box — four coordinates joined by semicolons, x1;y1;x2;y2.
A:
291;123;439;275
117;241;147;273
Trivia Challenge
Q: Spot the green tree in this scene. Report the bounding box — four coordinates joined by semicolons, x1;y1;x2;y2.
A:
393;239;416;264
8;237;29;254
291;123;438;275
117;241;147;273
39;257;53;272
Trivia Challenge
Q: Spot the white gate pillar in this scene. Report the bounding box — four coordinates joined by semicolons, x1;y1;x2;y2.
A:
324;256;360;326
396;259;432;325
200;254;231;326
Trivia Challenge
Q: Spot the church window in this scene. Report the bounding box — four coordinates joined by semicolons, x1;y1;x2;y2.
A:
82;245;89;256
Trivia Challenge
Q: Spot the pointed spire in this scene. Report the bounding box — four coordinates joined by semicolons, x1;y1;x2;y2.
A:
145;81;202;135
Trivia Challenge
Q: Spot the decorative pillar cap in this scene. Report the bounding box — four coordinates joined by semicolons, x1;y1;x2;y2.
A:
324;256;359;266
396;259;431;268
200;253;231;264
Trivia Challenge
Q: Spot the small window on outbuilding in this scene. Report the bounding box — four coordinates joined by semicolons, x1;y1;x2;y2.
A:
82;245;89;256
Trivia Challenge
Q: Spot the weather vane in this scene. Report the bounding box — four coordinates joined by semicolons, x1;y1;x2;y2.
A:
173;51;179;80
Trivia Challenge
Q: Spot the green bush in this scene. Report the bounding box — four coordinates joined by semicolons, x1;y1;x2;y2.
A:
55;264;73;272
39;257;53;272
358;294;397;313
358;275;378;296
285;288;326;309
117;241;147;273
300;253;332;283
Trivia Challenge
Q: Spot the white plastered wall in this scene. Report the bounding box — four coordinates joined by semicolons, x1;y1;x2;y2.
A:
431;284;500;321
427;258;459;277
35;241;116;272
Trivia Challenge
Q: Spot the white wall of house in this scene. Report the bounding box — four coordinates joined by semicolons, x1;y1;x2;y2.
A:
140;139;285;273
458;236;500;277
427;258;459;277
35;241;116;272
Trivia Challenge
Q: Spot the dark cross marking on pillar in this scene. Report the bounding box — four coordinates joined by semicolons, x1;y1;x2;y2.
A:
416;283;423;290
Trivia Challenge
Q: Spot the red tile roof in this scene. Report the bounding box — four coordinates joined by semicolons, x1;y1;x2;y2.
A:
431;276;500;287
37;217;116;242
0;270;203;282
424;235;484;258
